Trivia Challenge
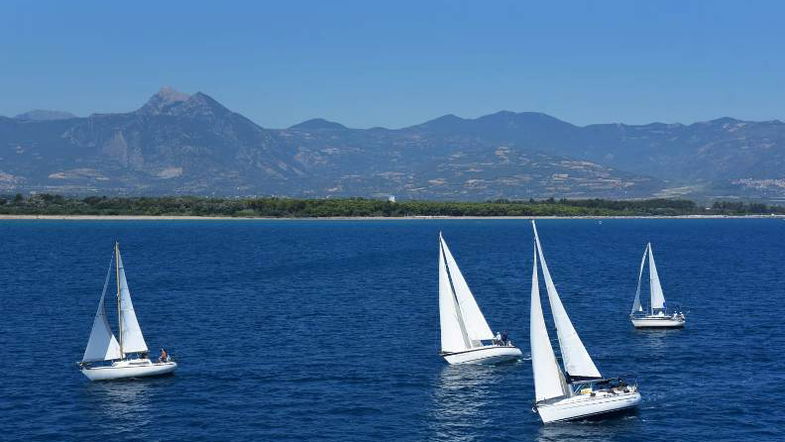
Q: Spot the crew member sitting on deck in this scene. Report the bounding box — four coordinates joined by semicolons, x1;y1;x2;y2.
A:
501;331;509;345
159;348;168;363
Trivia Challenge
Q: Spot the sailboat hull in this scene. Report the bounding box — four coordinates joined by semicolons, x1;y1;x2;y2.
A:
81;359;177;381
442;345;522;365
536;390;641;423
631;316;685;328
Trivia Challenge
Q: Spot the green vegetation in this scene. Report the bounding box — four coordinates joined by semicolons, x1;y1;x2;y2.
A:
1;194;783;217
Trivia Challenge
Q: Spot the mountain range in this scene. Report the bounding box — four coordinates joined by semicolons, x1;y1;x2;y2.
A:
2;87;784;201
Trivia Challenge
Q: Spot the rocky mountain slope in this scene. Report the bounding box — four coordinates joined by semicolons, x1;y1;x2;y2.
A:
2;88;784;200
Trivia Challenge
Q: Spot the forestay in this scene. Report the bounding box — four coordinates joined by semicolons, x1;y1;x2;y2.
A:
439;235;470;352
532;221;602;380
439;235;495;346
530;245;569;402
82;257;122;363
117;248;149;354
648;244;666;311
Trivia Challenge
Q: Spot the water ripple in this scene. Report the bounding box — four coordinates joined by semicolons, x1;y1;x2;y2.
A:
1;219;783;440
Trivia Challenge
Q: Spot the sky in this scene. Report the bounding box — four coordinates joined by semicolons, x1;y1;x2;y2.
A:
1;0;784;129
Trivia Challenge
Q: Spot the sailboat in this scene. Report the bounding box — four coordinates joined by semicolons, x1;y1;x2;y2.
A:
79;242;177;381
438;233;522;365
529;221;640;423
630;243;686;328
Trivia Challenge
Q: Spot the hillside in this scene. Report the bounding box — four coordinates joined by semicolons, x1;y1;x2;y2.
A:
2;88;784;200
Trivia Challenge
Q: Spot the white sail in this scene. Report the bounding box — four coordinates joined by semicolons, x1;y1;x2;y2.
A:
440;235;495;345
532;221;602;380
648;244;666;311
117;248;148;354
439;235;470;352
82;258;122;363
631;244;648;315
530;244;569;402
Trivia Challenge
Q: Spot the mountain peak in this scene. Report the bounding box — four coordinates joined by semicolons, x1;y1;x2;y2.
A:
289;118;347;131
478;110;567;123
14;109;77;121
411;114;466;131
709;117;741;124
411;111;574;134
135;88;238;122
429;113;464;123
156;86;190;103
487;110;516;117
138;86;192;114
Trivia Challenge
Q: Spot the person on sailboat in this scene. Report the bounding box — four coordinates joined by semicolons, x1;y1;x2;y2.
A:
494;331;502;345
501;331;509;346
159;348;168;363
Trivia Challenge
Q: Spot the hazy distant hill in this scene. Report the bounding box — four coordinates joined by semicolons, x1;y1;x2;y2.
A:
2;87;785;200
275;115;658;200
289;118;348;131
402;111;785;190
14;109;77;121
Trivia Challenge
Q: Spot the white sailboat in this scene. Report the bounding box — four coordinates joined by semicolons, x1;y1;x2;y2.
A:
630;243;686;328
79;242;177;381
438;233;522;365
529;221;640;423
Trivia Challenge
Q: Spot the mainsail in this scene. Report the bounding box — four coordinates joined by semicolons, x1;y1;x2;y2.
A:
117;246;148;354
532;221;602;380
82;257;122;363
530;244;569;402
438;234;495;352
631;243;648;315
647;244;666;312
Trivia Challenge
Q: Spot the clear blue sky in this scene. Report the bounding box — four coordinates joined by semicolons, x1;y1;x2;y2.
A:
2;0;783;128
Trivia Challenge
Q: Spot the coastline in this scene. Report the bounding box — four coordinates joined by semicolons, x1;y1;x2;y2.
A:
0;214;782;221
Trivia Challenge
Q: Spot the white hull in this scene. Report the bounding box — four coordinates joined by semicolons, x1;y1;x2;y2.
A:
442;345;522;365
81;359;177;381
536;390;641;423
631;316;685;328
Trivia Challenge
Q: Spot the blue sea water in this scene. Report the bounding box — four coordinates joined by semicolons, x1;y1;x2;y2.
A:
1;219;784;441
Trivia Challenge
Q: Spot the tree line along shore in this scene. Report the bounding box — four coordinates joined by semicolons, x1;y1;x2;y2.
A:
0;194;783;218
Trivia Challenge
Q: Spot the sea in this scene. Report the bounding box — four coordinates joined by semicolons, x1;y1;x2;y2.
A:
1;219;784;441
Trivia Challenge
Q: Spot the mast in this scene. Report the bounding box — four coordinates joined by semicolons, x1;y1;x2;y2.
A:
115;241;124;358
648;244;654;315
